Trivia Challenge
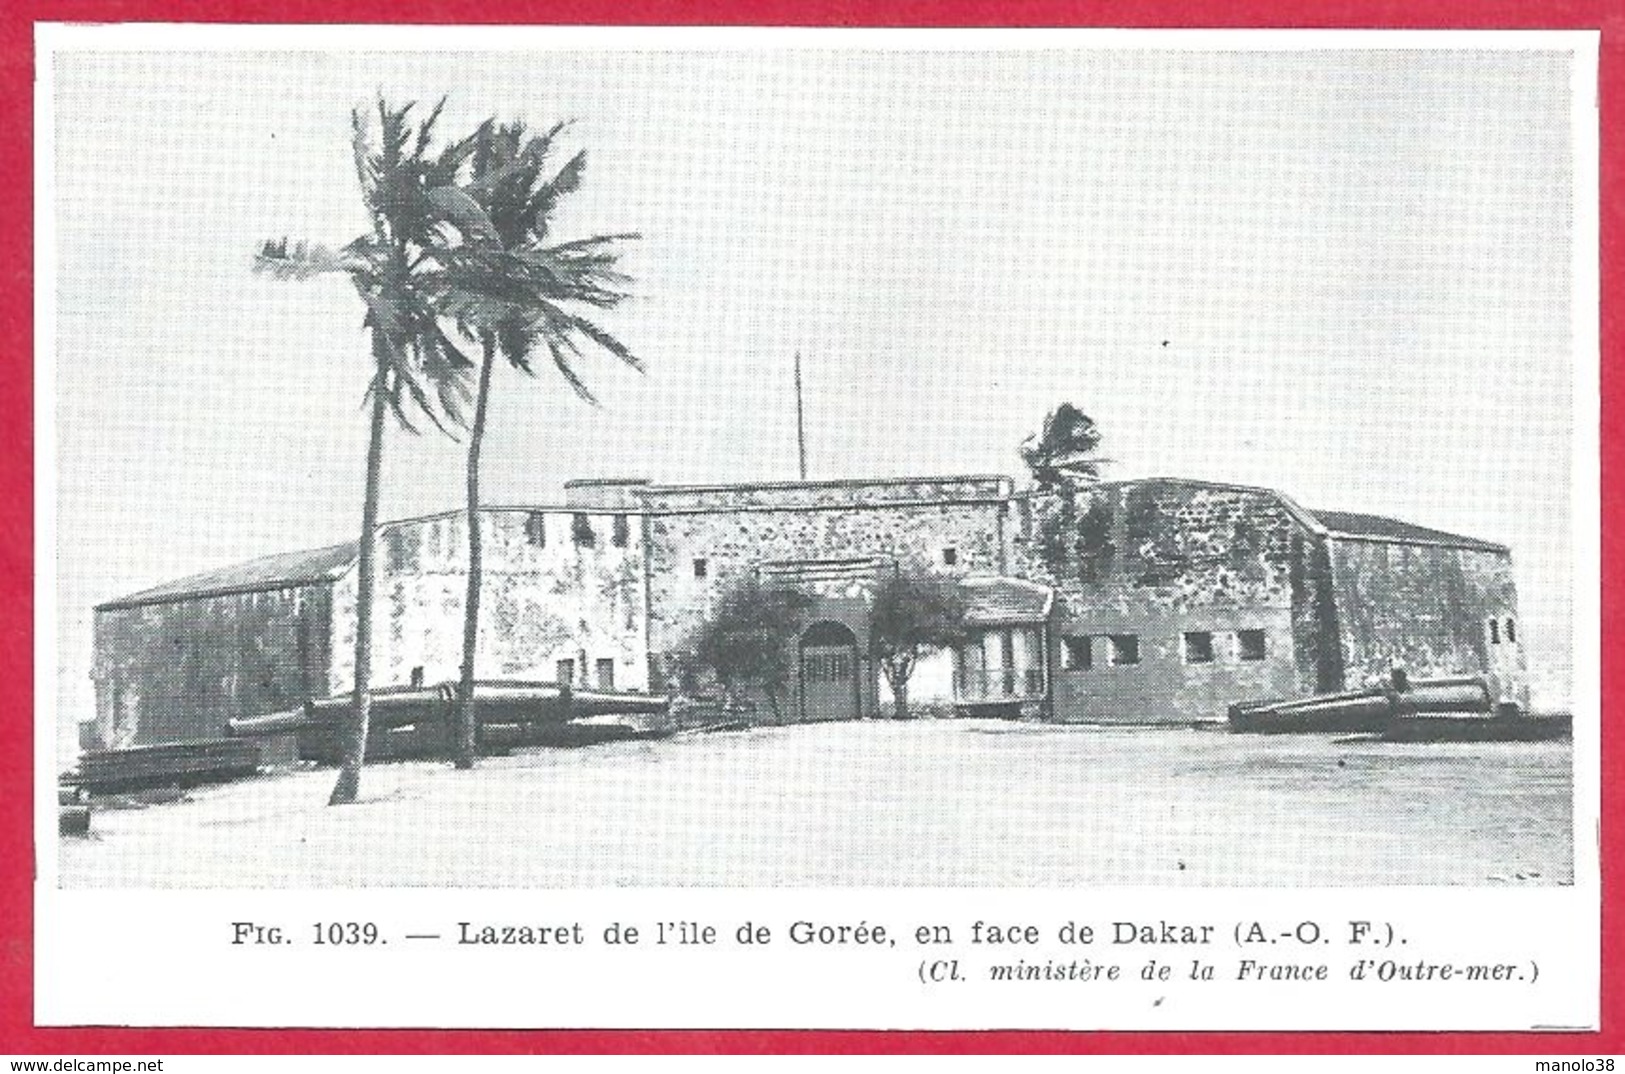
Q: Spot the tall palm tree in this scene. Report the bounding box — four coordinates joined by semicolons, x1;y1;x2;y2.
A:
256;98;486;805
446;121;640;769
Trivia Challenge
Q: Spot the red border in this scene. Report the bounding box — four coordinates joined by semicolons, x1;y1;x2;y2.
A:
6;0;1618;1055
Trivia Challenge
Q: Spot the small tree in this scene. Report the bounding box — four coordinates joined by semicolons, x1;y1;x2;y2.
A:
692;579;813;719
868;567;968;720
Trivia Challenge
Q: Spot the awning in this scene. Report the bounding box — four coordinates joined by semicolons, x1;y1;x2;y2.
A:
958;576;1054;627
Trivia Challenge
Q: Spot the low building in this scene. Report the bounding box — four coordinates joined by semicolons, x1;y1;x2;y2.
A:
89;473;1528;745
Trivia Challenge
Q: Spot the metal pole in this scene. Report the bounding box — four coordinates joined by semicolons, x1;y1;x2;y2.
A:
794;350;808;480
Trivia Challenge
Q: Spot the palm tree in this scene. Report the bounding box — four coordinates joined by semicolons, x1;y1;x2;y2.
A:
1020;402;1103;490
256;98;485;805
446;121;640;769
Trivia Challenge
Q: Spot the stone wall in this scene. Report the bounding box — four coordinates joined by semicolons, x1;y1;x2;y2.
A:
642;495;1013;692
1018;480;1330;723
92;474;1526;743
637;475;1012;515
93;584;332;746
1327;538;1528;705
328;508;649;694
564;478;652;509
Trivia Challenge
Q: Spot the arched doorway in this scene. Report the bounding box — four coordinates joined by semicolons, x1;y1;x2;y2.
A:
799;620;861;722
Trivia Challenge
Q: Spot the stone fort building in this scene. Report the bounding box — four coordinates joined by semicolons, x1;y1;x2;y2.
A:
91;473;1528;746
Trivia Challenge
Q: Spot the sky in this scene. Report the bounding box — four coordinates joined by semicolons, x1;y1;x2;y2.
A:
45;34;1589;740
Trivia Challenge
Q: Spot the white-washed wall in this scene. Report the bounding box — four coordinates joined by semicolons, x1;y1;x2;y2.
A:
327;509;649;695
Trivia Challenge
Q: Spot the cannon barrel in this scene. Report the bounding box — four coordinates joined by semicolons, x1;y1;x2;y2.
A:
1393;679;1492;714
230;683;671;738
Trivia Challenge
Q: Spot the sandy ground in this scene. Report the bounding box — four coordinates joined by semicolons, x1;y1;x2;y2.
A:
56;720;1573;888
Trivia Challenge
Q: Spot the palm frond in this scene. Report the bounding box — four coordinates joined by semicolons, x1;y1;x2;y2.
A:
255;238;356;280
544;334;598;405
350;108;378;213
394;357;457;439
414;96;448;159
563;314;642;373
524;149;587;241
426;185;500;247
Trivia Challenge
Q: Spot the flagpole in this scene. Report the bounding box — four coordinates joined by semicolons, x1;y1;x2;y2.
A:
794;351;808;480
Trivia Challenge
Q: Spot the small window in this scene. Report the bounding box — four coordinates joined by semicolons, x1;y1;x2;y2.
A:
1061;635;1092;671
1489;618;1500;644
595;658;616;691
1505;618;1517;644
693;557;709;579
612;514;630;548
942;547;958;566
1108;634;1139;666
525;512;546;547
556;659;576;688
572;513;595;547
1183;631;1214;664
1237;629;1267;662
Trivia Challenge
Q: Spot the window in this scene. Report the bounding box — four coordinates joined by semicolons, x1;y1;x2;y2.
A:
1183;631;1214;664
1237;629;1267;662
1489;618;1500;644
942;547;958;566
612;514;630;548
556;659;576;688
572;513;595;547
1107;634;1139;666
595;658;616;691
693;557;709;579
525;512;546;547
1061;635;1092;671
1505;618;1517;644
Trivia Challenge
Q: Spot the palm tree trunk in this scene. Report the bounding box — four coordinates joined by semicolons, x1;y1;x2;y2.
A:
893;677;910;721
455;338;497;769
330;350;390;805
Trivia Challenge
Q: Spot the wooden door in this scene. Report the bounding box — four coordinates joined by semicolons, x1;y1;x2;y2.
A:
799;621;861;722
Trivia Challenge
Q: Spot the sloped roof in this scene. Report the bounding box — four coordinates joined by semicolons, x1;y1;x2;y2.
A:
959;576;1054;626
1306;509;1507;553
97;541;357;611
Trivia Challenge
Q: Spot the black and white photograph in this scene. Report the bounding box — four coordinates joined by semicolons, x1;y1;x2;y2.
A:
35;23;1602;1036
42;30;1591;905
34;23;1599;1033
